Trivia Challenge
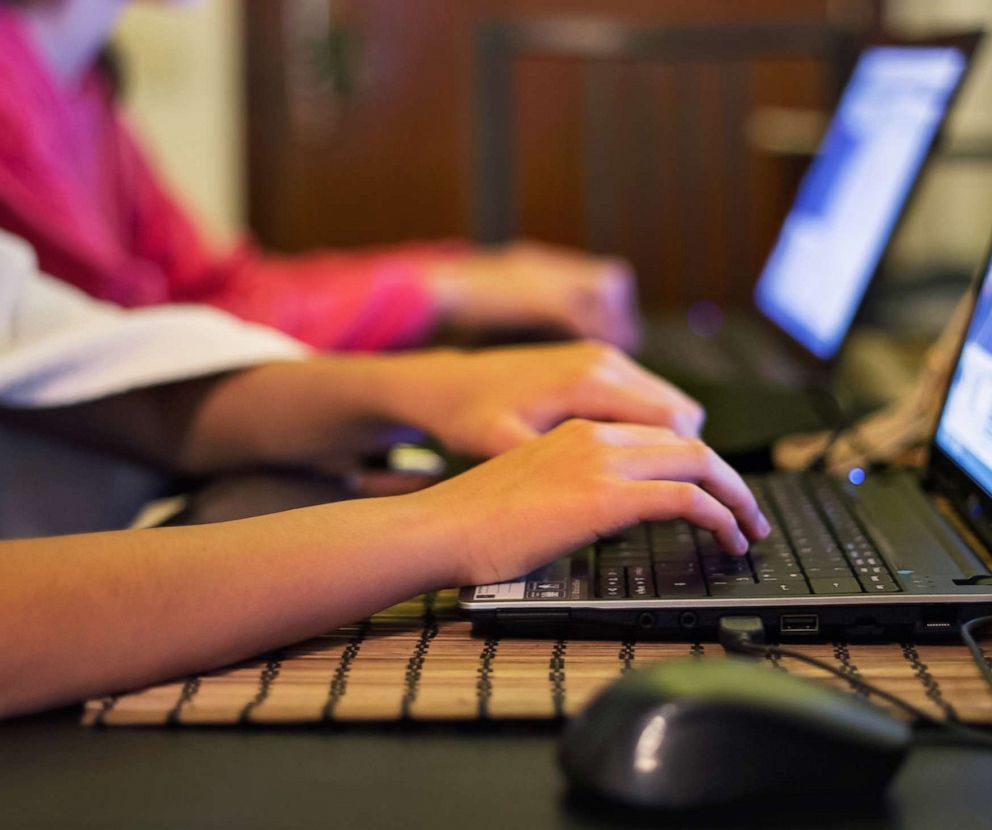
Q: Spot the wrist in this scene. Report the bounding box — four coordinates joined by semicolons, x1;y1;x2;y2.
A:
310;489;464;593
357;348;468;434
398;484;479;588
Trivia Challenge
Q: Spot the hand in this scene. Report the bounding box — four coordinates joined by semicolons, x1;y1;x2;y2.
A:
388;341;704;458
415;419;771;586
427;241;641;351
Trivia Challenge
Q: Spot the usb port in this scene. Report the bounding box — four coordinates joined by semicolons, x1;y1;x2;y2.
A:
780;614;819;635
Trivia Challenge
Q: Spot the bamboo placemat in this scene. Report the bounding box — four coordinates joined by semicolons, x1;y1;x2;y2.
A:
83;590;992;726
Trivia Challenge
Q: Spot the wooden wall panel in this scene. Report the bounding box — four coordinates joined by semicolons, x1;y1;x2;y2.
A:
244;0;881;309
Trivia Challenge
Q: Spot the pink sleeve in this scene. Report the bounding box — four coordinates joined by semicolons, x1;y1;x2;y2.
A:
120;127;468;351
0;99;173;306
0;73;468;352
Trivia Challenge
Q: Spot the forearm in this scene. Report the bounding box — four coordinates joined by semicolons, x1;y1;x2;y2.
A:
0;351;461;475
178;353;459;471
0;492;454;719
0;416;769;720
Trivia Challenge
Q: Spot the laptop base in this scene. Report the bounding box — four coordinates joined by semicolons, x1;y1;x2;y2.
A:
466;601;992;644
461;469;992;643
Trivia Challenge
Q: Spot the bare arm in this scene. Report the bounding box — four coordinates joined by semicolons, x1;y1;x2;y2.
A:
0;493;447;719
0;356;435;475
0;420;769;720
0;342;705;474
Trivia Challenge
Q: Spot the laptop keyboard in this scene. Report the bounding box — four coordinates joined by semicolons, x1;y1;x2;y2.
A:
595;473;901;599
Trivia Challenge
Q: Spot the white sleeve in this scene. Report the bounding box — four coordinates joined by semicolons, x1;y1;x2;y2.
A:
0;232;310;408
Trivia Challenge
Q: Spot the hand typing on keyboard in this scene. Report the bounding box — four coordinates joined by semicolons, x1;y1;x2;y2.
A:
590;473;902;600
420;418;771;587
384;341;705;459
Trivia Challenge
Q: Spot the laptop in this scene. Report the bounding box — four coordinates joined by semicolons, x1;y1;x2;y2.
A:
639;36;978;451
460;237;992;640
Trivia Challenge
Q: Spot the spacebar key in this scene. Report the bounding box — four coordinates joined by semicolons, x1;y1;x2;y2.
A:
656;573;706;598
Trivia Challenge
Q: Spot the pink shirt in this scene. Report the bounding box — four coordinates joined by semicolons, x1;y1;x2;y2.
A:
0;11;463;351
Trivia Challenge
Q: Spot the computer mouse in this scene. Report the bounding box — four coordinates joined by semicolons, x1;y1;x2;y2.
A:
559;657;911;811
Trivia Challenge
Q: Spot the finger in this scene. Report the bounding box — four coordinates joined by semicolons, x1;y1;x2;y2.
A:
586;422;681;449
599;307;642;353
625;480;749;555
614;442;770;541
577;303;641;353
612;358;705;436
572;378;704;438
560;346;705;436
588;262;642;352
557;265;641;350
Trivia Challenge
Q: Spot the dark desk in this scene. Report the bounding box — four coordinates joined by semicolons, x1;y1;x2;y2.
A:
4;710;992;829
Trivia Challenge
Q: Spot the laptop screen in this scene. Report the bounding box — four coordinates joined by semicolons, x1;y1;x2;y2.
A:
935;258;992;499
753;46;967;360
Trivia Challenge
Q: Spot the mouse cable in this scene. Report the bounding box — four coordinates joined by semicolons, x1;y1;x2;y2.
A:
718;615;992;749
960;615;992;694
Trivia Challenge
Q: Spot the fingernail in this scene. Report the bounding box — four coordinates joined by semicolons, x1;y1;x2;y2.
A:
735;531;749;555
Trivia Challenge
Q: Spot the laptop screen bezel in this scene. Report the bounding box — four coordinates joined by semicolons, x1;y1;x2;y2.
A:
754;31;982;369
928;233;992;552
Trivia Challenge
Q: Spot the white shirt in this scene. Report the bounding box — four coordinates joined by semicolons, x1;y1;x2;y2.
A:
0;232;308;538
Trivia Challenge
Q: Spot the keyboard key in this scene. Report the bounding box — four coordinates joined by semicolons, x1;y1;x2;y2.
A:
629;565;656;598
809;577;862;595
653;560;699;573
705;562;752;577
709;580;768;598
865;579;901;593
804;565;855;578
599;553;651;568
770;580;811;595
601;566;623;581
599;584;627;599
599;540;651;555
598;566;625;598
648;522;694;546
756;571;800;583
656;573;706;598
857;572;901;592
601;526;648;545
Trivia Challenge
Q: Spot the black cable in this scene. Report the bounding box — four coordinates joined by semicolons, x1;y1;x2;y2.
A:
718;615;992;749
961;616;992;692
719;618;943;726
739;641;948;728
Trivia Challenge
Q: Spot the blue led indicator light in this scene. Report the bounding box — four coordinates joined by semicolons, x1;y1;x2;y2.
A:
847;467;866;486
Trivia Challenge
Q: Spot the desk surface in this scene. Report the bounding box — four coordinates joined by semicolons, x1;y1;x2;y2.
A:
4;710;992;829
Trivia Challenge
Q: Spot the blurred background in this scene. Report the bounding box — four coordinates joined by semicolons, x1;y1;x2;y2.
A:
115;0;992;327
